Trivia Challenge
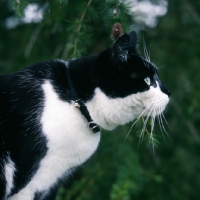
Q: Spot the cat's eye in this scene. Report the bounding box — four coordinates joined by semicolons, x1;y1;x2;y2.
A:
144;77;151;86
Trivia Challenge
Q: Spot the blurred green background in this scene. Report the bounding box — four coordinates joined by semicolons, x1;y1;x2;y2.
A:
0;0;200;199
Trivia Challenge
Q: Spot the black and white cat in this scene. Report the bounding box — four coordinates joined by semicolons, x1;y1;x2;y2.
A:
0;31;170;200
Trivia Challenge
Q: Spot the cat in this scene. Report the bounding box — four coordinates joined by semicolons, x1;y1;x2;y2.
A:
0;31;170;200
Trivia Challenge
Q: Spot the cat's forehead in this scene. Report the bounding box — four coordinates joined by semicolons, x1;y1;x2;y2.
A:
127;54;156;74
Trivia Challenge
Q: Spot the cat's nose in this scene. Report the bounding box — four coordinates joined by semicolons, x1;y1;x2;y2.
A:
160;83;171;97
166;89;171;97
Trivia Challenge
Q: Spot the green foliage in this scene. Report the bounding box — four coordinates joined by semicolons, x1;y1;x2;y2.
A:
101;0;132;33
11;0;27;16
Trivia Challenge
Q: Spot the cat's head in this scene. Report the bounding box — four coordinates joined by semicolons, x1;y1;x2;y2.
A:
87;31;170;131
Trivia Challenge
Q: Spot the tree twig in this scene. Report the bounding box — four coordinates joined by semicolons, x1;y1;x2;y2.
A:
72;0;93;57
24;25;42;58
62;0;93;59
182;0;200;26
17;0;21;10
115;0;119;17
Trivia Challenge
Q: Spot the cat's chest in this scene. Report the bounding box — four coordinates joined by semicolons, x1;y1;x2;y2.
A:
35;80;100;189
41;80;100;165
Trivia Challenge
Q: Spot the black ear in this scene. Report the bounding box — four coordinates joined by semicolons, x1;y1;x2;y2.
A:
111;33;130;65
129;31;137;52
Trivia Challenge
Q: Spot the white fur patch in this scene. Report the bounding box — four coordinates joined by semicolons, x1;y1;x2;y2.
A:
5;157;15;196
9;80;100;200
86;84;169;130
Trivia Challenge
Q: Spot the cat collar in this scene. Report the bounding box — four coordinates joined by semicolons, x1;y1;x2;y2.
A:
74;99;101;133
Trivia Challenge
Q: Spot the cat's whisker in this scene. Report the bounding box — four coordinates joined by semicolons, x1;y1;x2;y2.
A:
150;115;157;150
151;115;155;134
157;114;164;134
138;105;155;147
137;101;169;148
149;42;152;63
161;112;171;130
143;38;150;62
124;103;153;143
142;58;148;68
138;44;148;68
141;113;151;133
137;47;149;69
146;45;150;62
124;120;138;143
159;106;168;136
157;107;164;130
155;107;167;142
142;108;153;132
125;103;154;144
135;103;154;122
161;114;170;138
138;129;145;147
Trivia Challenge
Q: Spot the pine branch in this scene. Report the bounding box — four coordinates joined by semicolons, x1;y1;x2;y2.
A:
61;0;93;59
24;25;42;58
13;0;27;16
102;0;132;34
182;0;200;26
17;0;21;10
72;0;93;57
115;0;119;17
77;0;93;33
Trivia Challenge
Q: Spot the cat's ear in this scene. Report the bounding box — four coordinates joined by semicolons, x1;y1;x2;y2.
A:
111;33;130;65
129;31;137;52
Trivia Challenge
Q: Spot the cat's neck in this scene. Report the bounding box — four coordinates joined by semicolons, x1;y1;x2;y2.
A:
68;55;99;102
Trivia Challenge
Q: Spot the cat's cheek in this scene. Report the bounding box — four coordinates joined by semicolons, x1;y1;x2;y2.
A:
86;88;144;130
140;85;170;116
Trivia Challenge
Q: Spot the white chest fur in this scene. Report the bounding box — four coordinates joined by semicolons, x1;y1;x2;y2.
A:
9;80;100;200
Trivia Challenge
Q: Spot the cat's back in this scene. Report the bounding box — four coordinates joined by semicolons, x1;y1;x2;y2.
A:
0;60;69;108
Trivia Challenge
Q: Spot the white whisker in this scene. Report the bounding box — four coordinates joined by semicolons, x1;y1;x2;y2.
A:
124;96;169;149
137;46;149;69
161;112;171;130
124;103;153;143
138;105;155;147
143;38;150;62
151;115;155;134
159;106;168;135
150;115;157;150
141;110;152;134
158;114;164;133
